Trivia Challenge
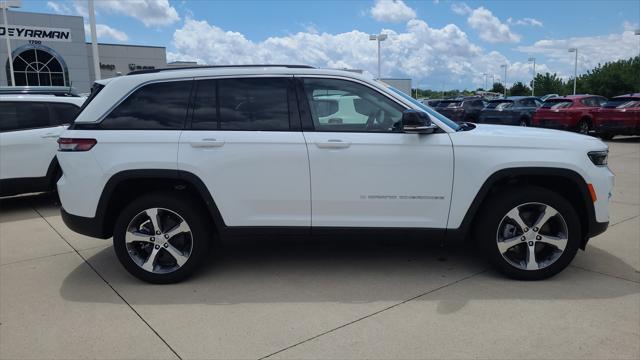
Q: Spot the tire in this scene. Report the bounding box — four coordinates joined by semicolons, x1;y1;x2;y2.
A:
599;134;614;140
519;118;529;127
474;186;581;280
577;119;591;135
113;192;211;284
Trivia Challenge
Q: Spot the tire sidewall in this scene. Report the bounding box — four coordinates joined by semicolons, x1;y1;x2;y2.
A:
477;186;582;280
113;192;210;284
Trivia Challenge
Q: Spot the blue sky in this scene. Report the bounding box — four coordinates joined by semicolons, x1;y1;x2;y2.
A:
18;0;640;90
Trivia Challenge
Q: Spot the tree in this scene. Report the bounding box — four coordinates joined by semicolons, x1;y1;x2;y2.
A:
532;72;564;96
490;82;505;94
509;81;531;96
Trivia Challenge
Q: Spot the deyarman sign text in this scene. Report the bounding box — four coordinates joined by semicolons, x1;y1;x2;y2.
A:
0;25;72;42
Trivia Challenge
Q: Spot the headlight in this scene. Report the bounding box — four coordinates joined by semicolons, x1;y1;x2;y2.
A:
588;150;608;166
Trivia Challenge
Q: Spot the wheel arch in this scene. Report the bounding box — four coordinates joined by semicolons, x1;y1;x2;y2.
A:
94;170;225;239
451;167;596;249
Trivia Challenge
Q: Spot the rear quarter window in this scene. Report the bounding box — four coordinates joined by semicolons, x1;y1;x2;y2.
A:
101;80;192;130
49;103;80;125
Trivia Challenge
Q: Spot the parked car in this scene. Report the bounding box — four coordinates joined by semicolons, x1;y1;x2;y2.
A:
434;97;485;122
592;93;640;140
0;89;85;197
57;65;612;283
421;98;442;108
532;95;607;134
478;96;542;126
540;94;560;102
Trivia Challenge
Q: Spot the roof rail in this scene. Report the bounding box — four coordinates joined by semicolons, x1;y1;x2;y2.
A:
128;64;315;75
0;86;80;97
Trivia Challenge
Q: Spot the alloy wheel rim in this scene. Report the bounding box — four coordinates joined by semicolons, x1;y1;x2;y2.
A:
496;202;568;271
580;122;589;134
520;120;527;127
125;208;193;274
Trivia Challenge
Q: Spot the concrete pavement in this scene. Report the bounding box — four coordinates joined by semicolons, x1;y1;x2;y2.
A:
1;137;638;359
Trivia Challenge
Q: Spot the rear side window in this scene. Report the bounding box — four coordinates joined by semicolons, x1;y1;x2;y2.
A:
0;102;51;132
49;103;80;125
101;81;192;130
542;100;572;109
218;78;290;131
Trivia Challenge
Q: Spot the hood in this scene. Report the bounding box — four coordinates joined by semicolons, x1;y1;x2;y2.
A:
450;123;607;151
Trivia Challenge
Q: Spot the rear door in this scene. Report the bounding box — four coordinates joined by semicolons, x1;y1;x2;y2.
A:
298;77;454;229
0;101;61;179
178;76;311;227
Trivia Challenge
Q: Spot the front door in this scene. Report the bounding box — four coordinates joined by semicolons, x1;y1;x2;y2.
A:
298;77;454;228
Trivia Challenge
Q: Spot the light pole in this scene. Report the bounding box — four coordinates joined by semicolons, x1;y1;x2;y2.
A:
482;72;488;91
635;29;640;59
568;48;578;95
528;57;536;96
1;0;21;86
369;33;387;79
500;64;507;97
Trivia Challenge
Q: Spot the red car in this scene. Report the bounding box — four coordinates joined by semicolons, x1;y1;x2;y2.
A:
592;94;640;140
532;95;607;134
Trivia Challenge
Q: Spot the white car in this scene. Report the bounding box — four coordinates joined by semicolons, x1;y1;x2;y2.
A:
0;92;85;196
56;65;613;283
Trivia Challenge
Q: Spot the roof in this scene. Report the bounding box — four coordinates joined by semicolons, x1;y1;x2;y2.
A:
613;93;640;98
562;94;604;99
0;86;81;97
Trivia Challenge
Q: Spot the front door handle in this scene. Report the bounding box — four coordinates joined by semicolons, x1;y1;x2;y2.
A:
315;139;351;149
190;138;225;148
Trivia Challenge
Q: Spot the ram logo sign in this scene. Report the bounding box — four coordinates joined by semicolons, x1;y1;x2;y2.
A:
0;25;71;42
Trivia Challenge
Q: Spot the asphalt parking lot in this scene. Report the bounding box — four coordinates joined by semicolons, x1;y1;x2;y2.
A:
0;138;638;360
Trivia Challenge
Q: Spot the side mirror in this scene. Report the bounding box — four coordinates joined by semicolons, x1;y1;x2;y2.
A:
401;110;437;134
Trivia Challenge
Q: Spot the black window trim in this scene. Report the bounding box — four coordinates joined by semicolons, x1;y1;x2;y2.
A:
294;75;412;134
186;76;301;132
0;100;79;133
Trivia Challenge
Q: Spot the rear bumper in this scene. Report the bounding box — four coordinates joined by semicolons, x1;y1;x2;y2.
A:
61;207;110;239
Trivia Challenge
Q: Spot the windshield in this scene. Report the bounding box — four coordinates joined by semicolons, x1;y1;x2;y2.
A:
486;100;512;109
387;87;461;131
542;99;572;109
602;98;640;109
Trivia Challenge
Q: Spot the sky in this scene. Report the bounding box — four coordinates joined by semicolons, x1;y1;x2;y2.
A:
16;0;640;90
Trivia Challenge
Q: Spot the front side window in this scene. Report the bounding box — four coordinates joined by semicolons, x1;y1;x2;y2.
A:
302;78;404;132
101;80;192;130
0;102;51;132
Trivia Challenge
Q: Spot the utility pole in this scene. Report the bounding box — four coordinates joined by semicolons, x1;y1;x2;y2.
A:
568;48;578;95
89;0;101;81
529;57;536;96
500;64;507;97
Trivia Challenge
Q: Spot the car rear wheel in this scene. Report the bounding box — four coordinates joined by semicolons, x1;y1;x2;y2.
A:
113;192;211;283
578;119;591;135
475;186;581;280
519;118;529;127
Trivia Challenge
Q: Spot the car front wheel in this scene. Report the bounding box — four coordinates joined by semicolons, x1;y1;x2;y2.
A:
476;186;581;280
113;192;211;283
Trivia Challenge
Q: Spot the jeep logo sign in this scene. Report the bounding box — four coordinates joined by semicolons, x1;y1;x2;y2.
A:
0;25;71;42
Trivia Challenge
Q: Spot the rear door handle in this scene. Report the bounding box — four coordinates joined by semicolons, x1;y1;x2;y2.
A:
315;139;351;149
190;138;225;148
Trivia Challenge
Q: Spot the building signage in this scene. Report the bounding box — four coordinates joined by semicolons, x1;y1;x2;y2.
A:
0;25;71;42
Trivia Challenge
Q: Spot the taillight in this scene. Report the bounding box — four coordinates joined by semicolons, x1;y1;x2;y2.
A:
58;138;97;151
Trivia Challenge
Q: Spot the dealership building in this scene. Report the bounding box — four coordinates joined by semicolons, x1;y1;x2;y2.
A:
1;10;168;93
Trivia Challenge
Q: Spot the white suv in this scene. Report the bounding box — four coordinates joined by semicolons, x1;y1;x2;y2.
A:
0;90;85;196
56;65;613;283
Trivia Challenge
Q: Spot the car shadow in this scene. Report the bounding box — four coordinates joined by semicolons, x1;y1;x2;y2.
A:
0;192;59;223
60;236;640;314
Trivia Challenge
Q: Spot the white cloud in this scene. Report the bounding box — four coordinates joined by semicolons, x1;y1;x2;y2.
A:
169;17;550;89
46;1;71;14
451;2;471;15
517;29;639;75
84;23;129;42
95;0;180;27
370;0;417;23
507;17;543;27
466;7;520;43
